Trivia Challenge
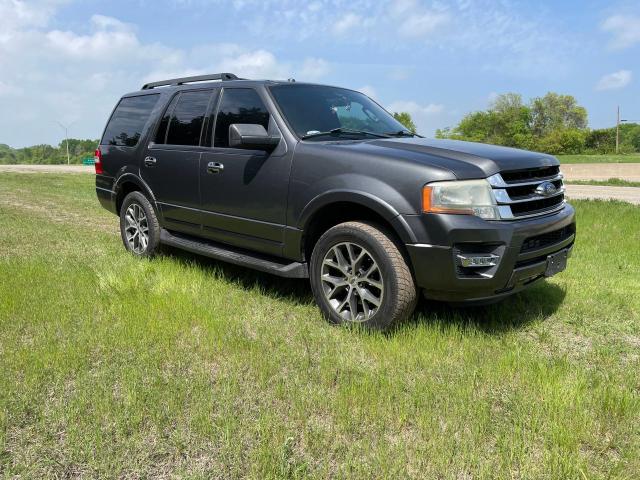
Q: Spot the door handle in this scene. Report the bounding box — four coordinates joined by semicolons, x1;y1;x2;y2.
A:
144;156;157;167
207;161;224;174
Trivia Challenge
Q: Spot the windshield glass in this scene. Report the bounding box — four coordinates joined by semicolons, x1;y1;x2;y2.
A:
269;84;410;140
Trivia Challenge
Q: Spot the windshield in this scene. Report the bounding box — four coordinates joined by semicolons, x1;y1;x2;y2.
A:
269;84;411;140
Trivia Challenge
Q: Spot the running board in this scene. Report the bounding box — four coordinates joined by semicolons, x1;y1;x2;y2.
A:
160;229;308;278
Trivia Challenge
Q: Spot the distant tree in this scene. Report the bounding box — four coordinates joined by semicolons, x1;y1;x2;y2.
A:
0;139;99;165
393;112;417;133
620;123;640;152
437;93;532;148
530;92;587;137
585;128;616;154
538;129;587;155
436;92;594;155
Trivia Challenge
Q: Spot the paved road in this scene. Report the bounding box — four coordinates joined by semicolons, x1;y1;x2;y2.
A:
2;164;639;205
561;163;640;182
564;184;640;205
0;164;92;174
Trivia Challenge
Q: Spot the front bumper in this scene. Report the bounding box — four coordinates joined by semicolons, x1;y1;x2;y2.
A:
404;204;576;303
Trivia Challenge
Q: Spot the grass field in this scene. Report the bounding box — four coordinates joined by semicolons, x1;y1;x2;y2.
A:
565;178;640;188
1;173;639;479
557;154;640;164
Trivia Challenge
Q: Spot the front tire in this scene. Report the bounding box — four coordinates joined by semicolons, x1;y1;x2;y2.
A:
310;221;417;330
119;191;161;257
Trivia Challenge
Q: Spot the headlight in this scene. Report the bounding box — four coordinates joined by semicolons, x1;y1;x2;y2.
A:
422;179;499;220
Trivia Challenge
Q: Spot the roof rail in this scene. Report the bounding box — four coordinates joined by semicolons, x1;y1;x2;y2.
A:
141;73;241;90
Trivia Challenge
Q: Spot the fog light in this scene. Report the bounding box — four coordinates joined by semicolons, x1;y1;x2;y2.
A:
457;254;500;268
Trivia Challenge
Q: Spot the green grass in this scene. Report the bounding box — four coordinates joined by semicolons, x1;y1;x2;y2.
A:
558;154;640;164
1;173;639;479
566;178;640;188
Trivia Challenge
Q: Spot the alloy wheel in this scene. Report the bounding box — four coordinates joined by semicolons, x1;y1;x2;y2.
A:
320;242;384;322
124;203;149;254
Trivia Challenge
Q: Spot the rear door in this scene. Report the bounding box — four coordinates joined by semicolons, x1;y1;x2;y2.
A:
199;87;291;256
141;89;217;235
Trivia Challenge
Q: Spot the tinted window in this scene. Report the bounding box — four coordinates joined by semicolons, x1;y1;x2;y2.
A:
165;90;212;146
101;94;159;147
154;94;180;144
214;89;269;148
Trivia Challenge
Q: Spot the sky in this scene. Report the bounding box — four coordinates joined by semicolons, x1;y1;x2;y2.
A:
0;0;638;148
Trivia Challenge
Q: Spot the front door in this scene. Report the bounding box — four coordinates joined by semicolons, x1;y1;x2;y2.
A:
141;89;216;235
200;87;291;256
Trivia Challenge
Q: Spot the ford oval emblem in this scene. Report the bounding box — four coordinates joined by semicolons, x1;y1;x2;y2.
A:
535;181;557;197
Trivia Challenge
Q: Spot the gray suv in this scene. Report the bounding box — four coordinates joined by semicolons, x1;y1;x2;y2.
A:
95;73;575;329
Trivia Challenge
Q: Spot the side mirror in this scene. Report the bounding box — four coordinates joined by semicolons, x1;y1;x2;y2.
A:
229;124;280;151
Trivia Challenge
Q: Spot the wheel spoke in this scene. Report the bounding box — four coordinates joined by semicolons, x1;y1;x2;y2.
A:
322;274;348;288
346;243;357;265
363;279;382;290
323;258;349;276
359;288;371;318
352;250;366;272
358;287;381;307
347;288;359;320
333;246;350;271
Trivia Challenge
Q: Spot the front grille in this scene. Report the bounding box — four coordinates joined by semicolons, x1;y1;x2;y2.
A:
501;166;560;183
489;166;565;220
510;195;565;216
520;224;575;253
506;179;563;199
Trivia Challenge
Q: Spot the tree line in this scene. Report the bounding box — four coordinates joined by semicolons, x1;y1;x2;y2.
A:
0;139;99;165
433;92;640;155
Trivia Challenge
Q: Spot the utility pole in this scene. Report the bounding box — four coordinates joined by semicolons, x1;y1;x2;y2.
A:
55;121;74;165
616;106;620;154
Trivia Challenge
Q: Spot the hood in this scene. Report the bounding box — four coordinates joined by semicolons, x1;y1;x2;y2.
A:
326;137;559;179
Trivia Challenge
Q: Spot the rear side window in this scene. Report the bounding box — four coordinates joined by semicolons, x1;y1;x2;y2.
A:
214;89;269;148
154;94;180;144
161;90;212;146
101;94;159;147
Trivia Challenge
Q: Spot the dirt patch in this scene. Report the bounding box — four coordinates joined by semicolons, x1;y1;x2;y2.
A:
564;185;640;205
0;165;93;174
562;163;640;182
0;197;117;234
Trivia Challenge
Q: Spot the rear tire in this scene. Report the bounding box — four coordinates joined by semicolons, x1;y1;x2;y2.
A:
310;221;417;330
119;191;161;257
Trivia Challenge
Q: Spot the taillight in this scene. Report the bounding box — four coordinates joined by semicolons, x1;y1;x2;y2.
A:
94;148;103;174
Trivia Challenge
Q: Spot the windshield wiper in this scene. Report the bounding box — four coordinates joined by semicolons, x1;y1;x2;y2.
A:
385;130;419;137
301;128;391;140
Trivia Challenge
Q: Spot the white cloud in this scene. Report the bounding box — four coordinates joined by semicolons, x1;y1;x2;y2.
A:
397;11;449;38
0;4;329;147
298;57;331;80
387;100;447;135
0;0;67;31
218;50;288;78
331;13;363;35
387;101;444;116
601;15;640;49
596;70;632;91
358;85;377;99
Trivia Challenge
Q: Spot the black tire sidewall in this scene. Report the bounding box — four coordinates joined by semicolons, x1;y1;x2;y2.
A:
119;191;160;257
310;223;409;330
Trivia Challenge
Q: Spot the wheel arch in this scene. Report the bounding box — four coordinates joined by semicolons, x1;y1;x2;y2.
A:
113;174;158;215
298;191;417;262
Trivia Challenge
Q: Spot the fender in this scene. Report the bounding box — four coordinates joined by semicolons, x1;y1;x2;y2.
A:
113;172;159;212
297;189;418;244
